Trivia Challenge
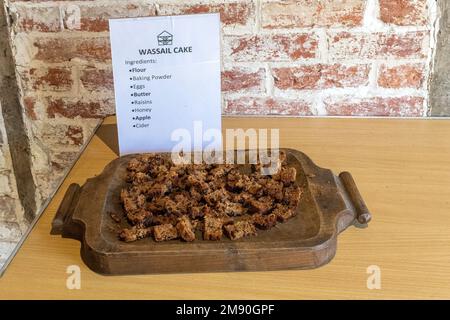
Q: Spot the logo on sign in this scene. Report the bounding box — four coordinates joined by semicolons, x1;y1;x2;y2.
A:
158;31;173;46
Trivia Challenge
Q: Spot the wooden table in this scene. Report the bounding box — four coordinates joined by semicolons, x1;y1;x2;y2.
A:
1;116;450;299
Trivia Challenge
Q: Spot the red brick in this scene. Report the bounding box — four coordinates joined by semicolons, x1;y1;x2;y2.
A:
222;67;265;93
22;96;37;120
0;197;18;221
80;67;113;91
273;64;370;90
14;5;61;32
158;2;254;26
47;98;114;119
33;37;111;62
65;125;84;145
262;0;365;28
379;0;428;26
378;64;425;89
328;31;428;59
62;3;156;32
225;97;313;116
324;96;424;116
224;33;319;62
40;123;84;147
25;67;73;91
0;221;22;241
49;151;79;172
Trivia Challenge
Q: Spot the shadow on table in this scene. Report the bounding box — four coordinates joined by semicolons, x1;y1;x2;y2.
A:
96;124;119;156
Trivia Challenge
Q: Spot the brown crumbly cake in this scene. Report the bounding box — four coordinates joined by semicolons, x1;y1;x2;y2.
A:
153;224;178;242
252;213;277;229
118;151;302;242
176;216;196;242
119;225;152;242
203;215;224;240
223;219;257;240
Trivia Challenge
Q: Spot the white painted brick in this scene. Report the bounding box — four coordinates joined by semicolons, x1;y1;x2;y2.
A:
0;221;22;241
0;147;6;168
0;241;18;262
0;173;11;196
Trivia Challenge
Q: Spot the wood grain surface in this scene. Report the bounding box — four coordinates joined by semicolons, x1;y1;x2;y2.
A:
1;116;450;299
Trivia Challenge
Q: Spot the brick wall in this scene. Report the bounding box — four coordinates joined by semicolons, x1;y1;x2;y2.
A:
7;0;436;120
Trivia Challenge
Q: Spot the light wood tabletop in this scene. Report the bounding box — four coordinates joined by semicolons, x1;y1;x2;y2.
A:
1;116;450;299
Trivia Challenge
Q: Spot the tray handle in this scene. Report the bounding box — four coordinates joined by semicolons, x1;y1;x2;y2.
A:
339;172;372;225
50;183;81;235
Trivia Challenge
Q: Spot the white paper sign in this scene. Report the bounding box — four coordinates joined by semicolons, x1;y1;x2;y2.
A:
109;14;222;155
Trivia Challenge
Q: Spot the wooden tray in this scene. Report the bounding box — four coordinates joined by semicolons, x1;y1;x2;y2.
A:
51;149;371;275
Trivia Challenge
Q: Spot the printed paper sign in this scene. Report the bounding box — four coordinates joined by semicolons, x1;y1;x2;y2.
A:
109;14;222;155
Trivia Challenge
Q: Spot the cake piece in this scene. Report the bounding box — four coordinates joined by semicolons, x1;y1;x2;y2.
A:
151;214;178;226
189;187;203;202
189;205;205;219
244;181;263;196
272;204;296;222
127;157;149;173
121;189;138;213
224;202;246;216
252;213;277;229
149;164;169;178
147;182;169;198
226;171;250;190
209;165;231;178
265;179;284;201
174;193;192;214
176;216;196;242
279;167;297;185
164;198;182;216
247;196;273;214
119;225;152;242
284;185;302;208
203;216;223;240
203;188;228;206
153;224;178;242
126;208;152;225
136;194;146;207
223;220;257;240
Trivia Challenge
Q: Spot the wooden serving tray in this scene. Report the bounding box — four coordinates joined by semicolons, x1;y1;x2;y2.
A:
51;149;371;275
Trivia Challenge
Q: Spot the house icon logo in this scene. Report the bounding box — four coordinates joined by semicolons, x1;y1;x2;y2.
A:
157;31;173;46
